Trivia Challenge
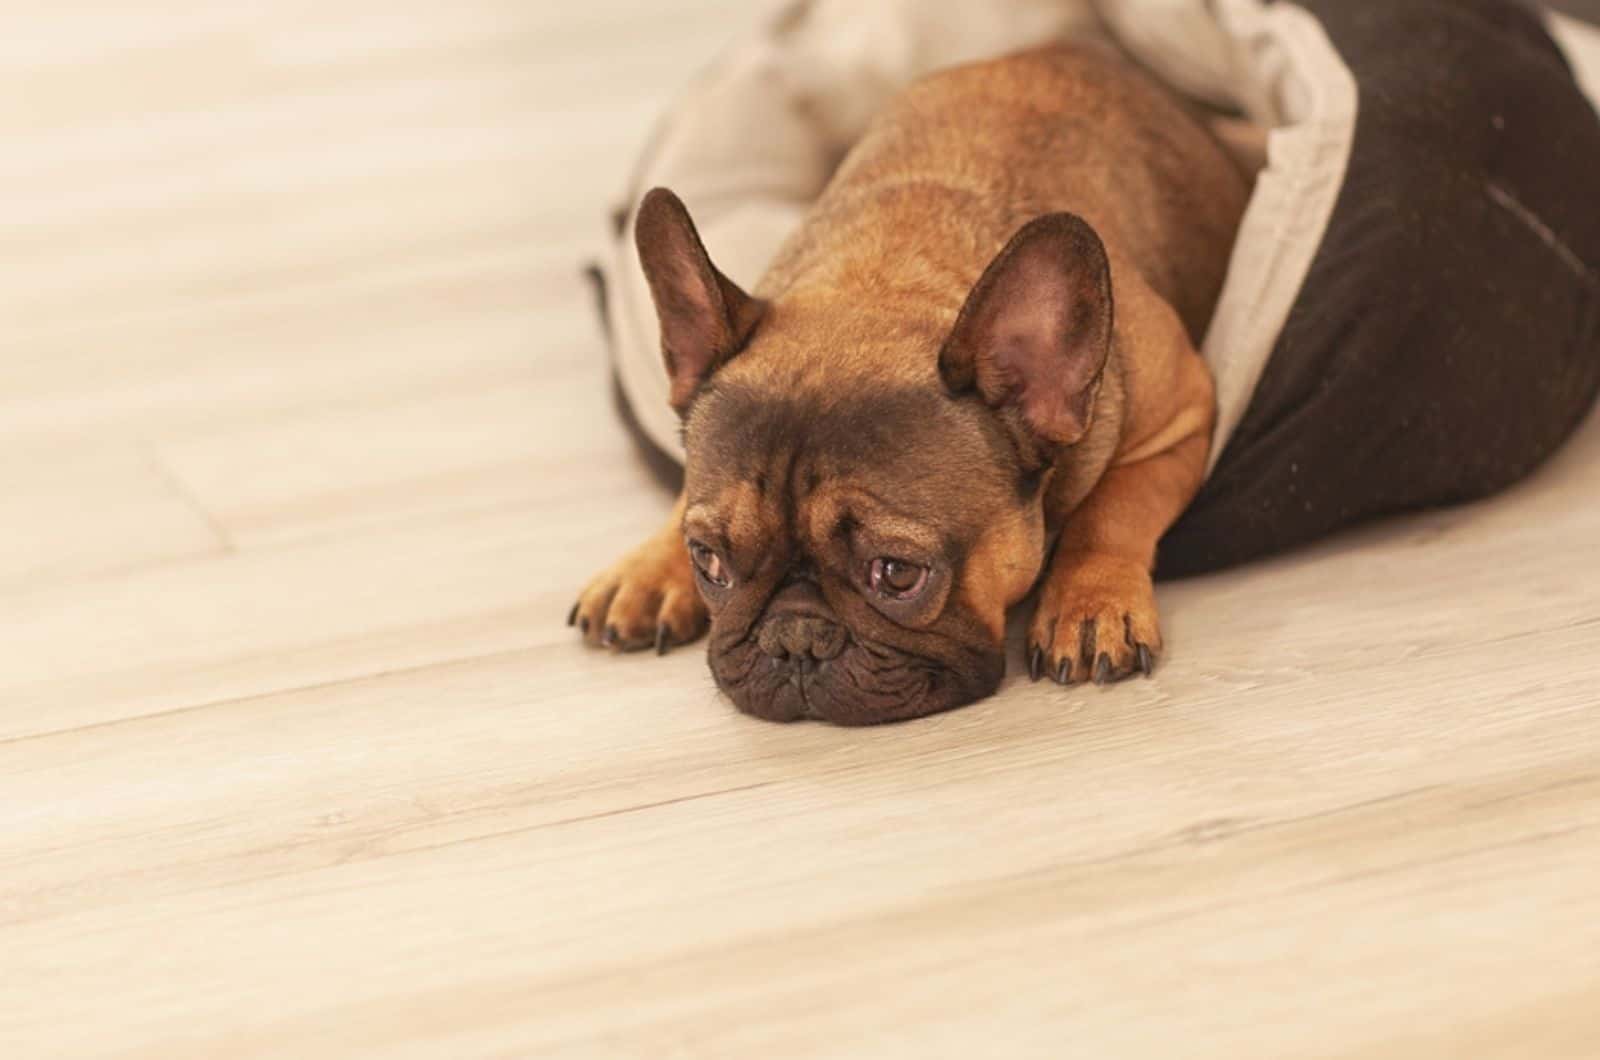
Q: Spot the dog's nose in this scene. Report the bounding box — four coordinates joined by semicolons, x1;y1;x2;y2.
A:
757;614;846;663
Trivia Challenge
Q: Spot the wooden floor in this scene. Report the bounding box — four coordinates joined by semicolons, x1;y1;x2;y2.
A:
4;3;1599;1057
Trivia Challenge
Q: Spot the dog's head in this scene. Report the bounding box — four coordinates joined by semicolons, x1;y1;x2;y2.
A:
635;188;1115;723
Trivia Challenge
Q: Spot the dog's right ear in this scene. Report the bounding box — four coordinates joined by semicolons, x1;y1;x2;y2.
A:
634;187;766;415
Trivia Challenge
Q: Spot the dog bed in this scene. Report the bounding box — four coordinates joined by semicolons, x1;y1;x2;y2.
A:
593;0;1600;576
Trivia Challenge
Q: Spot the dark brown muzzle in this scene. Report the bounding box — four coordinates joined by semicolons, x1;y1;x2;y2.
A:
715;578;1002;726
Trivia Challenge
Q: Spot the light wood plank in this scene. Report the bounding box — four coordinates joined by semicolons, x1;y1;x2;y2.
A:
0;442;223;590
0;481;668;741
4;626;1598;1057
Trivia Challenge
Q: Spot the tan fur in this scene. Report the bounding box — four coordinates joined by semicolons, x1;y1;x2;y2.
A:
686;482;775;556
959;501;1049;643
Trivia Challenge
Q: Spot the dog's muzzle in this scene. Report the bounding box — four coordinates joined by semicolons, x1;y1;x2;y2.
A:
747;582;845;717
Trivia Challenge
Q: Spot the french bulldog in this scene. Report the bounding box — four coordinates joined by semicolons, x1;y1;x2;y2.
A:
570;43;1248;724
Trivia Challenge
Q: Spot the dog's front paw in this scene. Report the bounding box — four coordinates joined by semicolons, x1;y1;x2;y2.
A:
568;533;708;654
1027;552;1161;685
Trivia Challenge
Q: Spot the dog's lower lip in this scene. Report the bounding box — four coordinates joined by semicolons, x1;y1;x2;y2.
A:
795;672;822;720
793;669;819;717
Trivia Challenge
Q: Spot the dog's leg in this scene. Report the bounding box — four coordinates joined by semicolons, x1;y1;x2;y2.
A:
570;493;708;654
1028;429;1208;685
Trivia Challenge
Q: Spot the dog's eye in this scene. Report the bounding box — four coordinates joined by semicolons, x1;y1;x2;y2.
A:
869;557;928;600
688;541;731;588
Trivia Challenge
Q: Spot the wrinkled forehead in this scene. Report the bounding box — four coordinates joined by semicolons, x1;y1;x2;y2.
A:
682;382;1020;546
688;384;954;480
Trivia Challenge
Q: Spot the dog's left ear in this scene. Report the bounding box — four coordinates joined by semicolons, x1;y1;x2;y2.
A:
938;212;1113;448
634;187;766;415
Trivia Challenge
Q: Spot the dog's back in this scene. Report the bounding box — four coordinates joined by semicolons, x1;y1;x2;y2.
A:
758;44;1248;344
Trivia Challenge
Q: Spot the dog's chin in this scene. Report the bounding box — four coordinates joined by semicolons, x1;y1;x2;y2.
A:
709;635;1004;726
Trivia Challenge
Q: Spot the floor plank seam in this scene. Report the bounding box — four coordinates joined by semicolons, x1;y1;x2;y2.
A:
141;444;237;555
0;643;541;749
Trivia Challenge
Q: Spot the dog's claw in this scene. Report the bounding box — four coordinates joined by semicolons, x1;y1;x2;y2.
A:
579;616;590;635
1028;646;1044;682
601;625;619;647
566;602;579;627
1136;642;1154;677
655;625;671;655
1056;658;1072;685
1093;652;1112;684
